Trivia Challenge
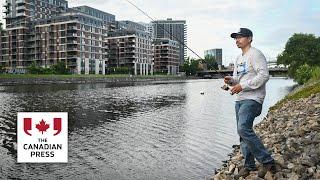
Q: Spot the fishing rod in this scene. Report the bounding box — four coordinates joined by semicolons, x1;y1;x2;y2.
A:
124;0;233;94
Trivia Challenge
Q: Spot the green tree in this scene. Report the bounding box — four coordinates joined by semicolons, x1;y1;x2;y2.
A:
51;61;70;74
109;66;130;74
311;66;320;81
0;65;4;73
295;64;312;85
182;57;200;76
27;62;43;74
277;33;320;79
204;54;218;70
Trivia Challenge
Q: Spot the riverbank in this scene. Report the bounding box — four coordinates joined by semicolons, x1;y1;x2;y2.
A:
211;80;320;180
0;74;198;86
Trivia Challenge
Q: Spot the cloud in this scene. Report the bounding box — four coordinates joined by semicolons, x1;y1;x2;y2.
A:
1;0;319;65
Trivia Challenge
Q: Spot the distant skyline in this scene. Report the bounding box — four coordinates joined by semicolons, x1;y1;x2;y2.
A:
1;0;319;65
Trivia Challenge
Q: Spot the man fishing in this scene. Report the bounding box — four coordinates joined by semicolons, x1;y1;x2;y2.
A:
224;28;276;179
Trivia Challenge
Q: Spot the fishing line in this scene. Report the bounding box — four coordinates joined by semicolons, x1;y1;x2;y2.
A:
124;0;225;78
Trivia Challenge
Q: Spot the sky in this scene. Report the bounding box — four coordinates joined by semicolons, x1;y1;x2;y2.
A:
1;0;320;65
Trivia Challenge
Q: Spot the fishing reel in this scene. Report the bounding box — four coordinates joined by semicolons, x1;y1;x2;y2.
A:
221;84;235;95
221;84;229;91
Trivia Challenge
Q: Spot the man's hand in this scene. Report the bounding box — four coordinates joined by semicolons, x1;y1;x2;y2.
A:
231;84;243;94
224;76;232;85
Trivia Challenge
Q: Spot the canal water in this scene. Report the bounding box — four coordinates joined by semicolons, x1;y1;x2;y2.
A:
0;78;295;180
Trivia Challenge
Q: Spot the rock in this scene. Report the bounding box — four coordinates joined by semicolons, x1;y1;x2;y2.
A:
301;156;314;167
307;167;315;174
300;174;311;180
264;171;274;180
228;164;236;174
212;172;227;180
274;172;286;179
232;145;240;149
231;154;243;162
288;163;295;169
288;173;299;180
234;167;239;175
293;164;305;174
251;177;264;180
313;172;320;179
274;154;285;167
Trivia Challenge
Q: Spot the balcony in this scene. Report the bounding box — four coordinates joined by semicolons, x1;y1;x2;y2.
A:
16;5;26;11
66;33;77;37
66;48;79;51
16;12;27;17
67;53;78;58
16;0;26;5
67;40;78;44
67;26;77;31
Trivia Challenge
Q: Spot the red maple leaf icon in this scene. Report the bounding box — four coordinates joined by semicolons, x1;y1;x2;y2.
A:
36;119;50;134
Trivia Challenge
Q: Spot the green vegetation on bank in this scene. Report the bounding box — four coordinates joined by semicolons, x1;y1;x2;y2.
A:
27;62;70;75
270;79;320;111
269;32;320;110
181;57;200;76
277;33;320;84
181;55;221;76
0;74;182;79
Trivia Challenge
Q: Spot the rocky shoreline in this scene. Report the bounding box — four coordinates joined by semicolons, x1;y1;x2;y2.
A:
212;89;320;179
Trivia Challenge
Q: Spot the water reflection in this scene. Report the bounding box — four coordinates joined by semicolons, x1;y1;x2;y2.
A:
0;78;295;179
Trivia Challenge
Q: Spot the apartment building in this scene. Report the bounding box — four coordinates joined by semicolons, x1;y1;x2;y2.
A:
1;0;115;74
105;21;153;75
30;10;111;74
152;18;187;65
153;38;179;75
2;0;68;73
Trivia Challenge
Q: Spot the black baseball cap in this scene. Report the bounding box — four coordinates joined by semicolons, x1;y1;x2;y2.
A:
231;28;253;38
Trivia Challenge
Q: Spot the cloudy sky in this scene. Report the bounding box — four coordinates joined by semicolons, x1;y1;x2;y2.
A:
1;0;319;65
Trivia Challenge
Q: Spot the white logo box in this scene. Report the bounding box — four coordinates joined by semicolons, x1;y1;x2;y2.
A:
17;112;68;163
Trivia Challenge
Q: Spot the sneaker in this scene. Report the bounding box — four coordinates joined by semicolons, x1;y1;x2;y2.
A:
234;168;251;179
258;162;276;178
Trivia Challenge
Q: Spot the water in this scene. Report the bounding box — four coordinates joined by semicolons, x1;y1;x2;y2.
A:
0;78;296;180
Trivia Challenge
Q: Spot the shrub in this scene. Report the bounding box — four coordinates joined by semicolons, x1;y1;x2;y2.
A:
311;66;320;81
295;64;312;85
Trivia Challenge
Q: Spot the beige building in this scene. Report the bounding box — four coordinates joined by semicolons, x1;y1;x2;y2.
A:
153;38;179;75
106;23;154;75
1;1;115;74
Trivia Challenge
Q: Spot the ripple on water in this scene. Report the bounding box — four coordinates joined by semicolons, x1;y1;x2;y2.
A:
0;79;296;179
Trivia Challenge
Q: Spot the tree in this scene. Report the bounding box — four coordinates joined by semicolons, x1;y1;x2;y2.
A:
51;61;70;74
181;57;200;76
277;33;320;79
27;62;42;74
295;64;312;85
0;65;4;73
27;61;70;74
203;54;218;70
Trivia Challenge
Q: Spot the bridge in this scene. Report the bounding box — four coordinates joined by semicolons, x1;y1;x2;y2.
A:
197;67;288;78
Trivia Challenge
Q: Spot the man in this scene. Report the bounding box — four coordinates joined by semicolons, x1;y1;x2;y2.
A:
224;28;276;179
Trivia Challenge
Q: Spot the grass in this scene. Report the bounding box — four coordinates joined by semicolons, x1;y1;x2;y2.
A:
269;80;320;111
